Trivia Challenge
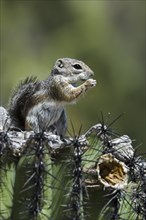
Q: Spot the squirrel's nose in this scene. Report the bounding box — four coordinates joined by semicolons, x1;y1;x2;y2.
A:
90;70;94;77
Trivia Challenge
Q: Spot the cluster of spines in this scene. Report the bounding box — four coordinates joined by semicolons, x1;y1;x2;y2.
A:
70;137;86;220
130;156;146;218
28;133;45;217
18;132;52;220
63;124;88;220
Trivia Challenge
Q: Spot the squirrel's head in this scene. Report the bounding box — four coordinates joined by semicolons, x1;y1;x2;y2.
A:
51;58;94;83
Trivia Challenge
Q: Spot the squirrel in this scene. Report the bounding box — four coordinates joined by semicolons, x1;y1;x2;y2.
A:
8;58;96;136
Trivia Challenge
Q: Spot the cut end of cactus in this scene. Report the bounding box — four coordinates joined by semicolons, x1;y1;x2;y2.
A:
96;153;128;189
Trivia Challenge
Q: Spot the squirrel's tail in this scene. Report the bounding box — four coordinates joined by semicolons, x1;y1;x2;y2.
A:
8;76;38;130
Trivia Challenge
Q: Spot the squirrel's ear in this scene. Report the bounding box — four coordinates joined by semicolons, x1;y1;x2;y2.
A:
56;59;64;68
51;59;64;75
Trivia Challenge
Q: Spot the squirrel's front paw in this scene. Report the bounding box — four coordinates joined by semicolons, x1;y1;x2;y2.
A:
85;79;97;88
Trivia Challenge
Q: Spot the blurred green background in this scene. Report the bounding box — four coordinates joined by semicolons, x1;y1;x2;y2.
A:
0;1;145;153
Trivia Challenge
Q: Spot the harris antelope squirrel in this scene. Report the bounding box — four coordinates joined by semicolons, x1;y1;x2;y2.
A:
8;58;96;136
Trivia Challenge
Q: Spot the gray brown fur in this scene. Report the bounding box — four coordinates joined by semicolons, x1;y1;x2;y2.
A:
8;58;96;136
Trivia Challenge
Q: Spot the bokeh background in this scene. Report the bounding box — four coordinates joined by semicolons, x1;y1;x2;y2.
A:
1;1;145;153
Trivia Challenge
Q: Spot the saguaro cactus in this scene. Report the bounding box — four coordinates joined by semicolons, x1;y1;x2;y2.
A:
0;108;146;220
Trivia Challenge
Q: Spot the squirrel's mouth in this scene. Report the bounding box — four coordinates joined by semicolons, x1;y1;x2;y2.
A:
71;80;85;87
71;78;92;87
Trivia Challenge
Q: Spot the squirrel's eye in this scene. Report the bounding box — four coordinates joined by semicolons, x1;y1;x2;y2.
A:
73;64;82;70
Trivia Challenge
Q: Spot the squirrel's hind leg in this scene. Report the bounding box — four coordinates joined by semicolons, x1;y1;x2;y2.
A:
54;109;67;137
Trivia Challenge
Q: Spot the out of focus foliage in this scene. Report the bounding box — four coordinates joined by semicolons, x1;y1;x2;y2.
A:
0;1;145;152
